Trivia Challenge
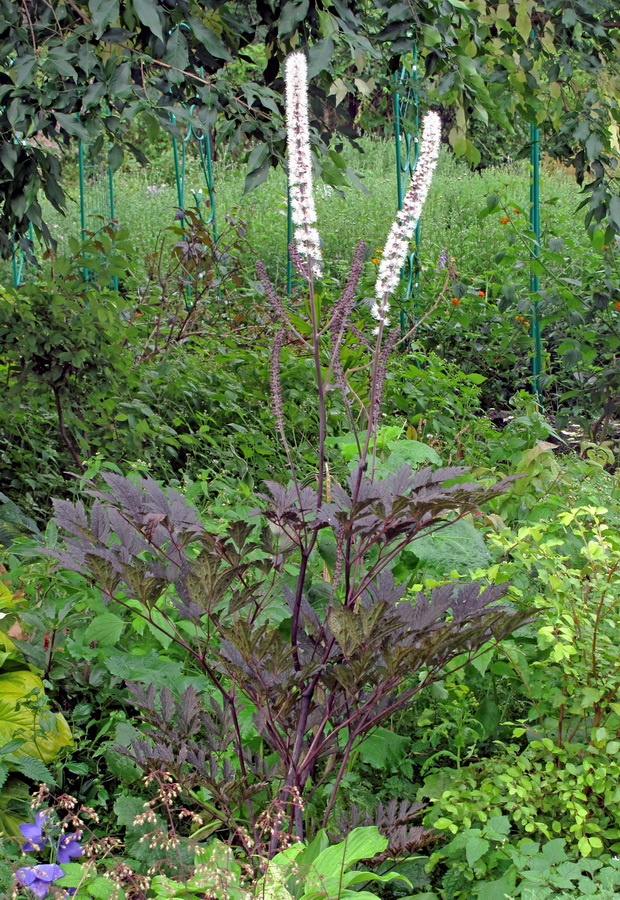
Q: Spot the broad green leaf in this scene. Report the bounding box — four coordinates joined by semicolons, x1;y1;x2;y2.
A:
278;0;310;36
131;0;163;41
307;37;334;78
515;0;531;42
466;835;489;866
0;671;72;763
84;612;125;646
609;195;620;232
358;728;410;770
306;827;388;893
411;518;491;575
244;156;271;194
186;16;231;60
88;0;119;35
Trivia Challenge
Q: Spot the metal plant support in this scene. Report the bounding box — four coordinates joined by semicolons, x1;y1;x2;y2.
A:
78;140;118;289
393;41;421;334
171;114;218;238
11;223;35;288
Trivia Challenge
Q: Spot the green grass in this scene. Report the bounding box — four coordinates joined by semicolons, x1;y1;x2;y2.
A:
3;138;602;292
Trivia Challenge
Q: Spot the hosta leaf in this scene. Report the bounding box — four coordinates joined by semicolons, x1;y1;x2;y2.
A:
0;671;72;763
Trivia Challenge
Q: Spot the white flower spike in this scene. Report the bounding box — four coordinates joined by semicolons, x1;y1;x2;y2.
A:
371;110;442;323
285;50;323;279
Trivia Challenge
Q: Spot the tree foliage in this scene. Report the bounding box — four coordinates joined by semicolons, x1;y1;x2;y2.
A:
0;0;618;255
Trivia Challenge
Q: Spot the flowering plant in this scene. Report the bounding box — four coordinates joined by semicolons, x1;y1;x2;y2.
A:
50;50;530;867
14;809;83;898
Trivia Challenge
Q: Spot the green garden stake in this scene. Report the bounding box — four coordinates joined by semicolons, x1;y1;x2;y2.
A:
11;222;34;287
529;118;543;407
78;138;118;289
171;100;219;309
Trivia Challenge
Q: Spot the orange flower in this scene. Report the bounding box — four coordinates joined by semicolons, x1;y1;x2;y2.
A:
524;321;530;327
371;257;380;264
500;216;510;225
515;315;523;321
477;290;485;297
513;208;520;213
451;297;461;306
615;300;620;311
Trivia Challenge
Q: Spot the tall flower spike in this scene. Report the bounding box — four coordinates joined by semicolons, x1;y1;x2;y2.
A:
285;51;323;279
371;111;442;324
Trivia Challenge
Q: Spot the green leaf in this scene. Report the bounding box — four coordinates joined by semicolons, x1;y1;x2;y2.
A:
474;696;500;738
8;753;56;786
88;877;117;899
12;54;38;87
164;29;189;77
244;153;271;194
57;864;89;889
54;113;91;141
411;519;491;575
609;195;620;232
88;0;119;35
515;0;531;42
357;728;410;770
585;133;603;162
541;838;567;865
379;440;442;473
0;671;72;763
108;145;124;173
562;7;577;26
307;827;388;893
84;612;125;646
476;872;516;900
131;0;163;41
466;835;489;866
307;37;335;78
277;0;310;36
186;16;231;61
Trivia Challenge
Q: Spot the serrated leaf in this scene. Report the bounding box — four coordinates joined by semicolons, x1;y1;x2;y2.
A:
8;753;56;786
466;835;489;866
358;728;410;770
88;876;117;899
84;613;125;646
411;519;491;575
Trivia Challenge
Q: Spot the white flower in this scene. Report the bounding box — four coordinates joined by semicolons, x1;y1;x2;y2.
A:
285;50;323;279
371;110;442;323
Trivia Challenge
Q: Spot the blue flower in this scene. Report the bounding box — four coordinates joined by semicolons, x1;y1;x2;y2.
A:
15;864;65;898
19;811;50;853
57;834;83;864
